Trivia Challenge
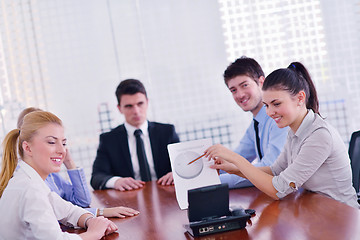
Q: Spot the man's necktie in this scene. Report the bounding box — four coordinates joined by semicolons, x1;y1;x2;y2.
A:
253;119;263;160
134;129;152;181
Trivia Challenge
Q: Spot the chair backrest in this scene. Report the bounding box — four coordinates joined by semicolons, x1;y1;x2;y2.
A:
348;130;360;193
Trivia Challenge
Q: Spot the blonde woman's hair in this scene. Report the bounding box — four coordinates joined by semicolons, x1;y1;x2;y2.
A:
16;107;42;129
0;111;62;197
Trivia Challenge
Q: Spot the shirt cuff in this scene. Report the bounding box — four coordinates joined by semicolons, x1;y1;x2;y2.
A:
67;167;82;172
272;175;297;198
105;176;122;188
86;207;97;216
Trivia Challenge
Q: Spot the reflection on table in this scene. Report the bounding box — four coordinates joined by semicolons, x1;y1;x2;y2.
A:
63;181;360;240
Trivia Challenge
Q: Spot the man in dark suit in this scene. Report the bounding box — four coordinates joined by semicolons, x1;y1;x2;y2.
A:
91;79;179;191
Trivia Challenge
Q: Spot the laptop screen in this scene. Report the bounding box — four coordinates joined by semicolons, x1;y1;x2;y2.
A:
187;183;230;222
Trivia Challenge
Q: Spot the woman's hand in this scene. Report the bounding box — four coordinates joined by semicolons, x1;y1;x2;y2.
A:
210;157;242;176
103;206;140;218
63;148;77;170
204;144;239;164
81;216;118;239
104;220;118;235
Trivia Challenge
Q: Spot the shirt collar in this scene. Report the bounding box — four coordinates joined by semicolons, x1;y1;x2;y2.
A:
254;105;267;124
291;109;315;139
18;160;50;190
124;120;149;137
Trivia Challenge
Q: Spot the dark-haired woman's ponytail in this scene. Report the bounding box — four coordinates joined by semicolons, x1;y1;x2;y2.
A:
288;62;319;114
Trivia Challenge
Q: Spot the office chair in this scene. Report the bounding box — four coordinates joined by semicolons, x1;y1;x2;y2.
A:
348;130;360;203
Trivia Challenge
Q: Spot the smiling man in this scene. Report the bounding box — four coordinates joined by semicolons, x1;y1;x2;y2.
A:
91;79;179;191
219;57;288;188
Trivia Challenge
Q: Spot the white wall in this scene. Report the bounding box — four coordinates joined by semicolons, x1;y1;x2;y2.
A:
0;0;359;181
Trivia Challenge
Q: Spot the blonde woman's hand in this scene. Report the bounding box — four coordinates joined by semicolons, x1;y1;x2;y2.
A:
81;216;117;239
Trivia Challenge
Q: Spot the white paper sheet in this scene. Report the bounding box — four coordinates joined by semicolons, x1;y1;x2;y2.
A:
167;138;220;209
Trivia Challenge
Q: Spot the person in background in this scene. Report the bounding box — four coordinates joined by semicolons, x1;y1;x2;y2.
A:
219;56;288;188
17;107;139;218
91;79;180;191
0;110;118;239
205;62;359;208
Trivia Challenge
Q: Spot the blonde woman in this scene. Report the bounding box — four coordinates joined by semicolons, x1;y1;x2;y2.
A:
17;107;139;218
0;111;118;239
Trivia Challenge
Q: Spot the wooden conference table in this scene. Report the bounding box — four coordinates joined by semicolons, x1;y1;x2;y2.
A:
63;181;360;240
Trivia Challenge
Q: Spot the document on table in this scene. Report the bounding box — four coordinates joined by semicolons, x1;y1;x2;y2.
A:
168;138;220;209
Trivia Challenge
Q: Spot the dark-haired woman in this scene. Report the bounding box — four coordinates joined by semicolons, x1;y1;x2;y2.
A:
205;62;359;208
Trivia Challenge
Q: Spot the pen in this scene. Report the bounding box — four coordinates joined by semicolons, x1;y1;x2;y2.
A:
187;153;206;165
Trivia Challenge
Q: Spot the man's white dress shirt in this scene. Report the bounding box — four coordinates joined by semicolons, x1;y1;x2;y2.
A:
106;121;156;188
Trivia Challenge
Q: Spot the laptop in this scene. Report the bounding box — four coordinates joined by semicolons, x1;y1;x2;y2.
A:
185;183;254;237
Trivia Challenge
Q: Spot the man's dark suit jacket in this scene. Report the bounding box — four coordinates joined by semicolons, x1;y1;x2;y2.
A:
90;121;180;190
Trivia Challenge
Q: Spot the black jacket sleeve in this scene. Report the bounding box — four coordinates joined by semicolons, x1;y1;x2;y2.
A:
90;133;114;190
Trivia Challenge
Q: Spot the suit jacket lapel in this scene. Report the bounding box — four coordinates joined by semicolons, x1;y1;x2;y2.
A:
148;121;158;167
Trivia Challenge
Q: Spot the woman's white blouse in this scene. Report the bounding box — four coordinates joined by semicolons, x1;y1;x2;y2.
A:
0;161;89;239
271;110;359;208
